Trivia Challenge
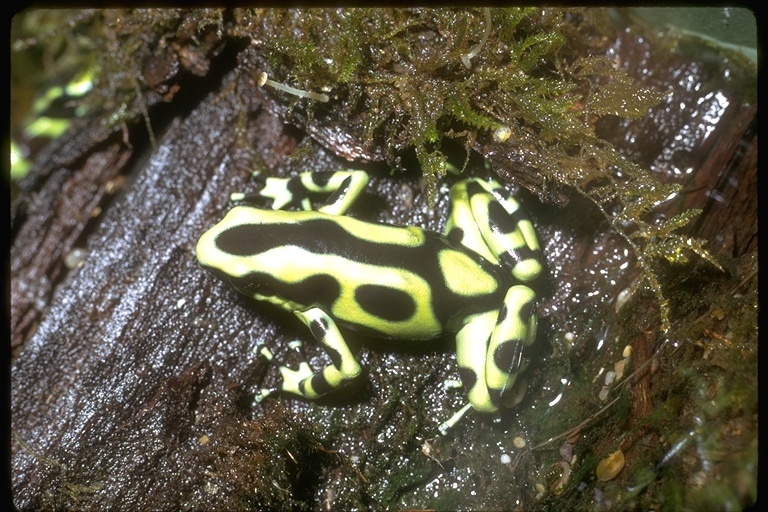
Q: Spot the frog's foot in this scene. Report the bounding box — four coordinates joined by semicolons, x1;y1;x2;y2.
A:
438;403;473;436
254;342;313;403
443;378;463;391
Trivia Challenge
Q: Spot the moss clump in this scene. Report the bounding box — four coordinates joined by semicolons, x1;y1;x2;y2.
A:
251;9;661;190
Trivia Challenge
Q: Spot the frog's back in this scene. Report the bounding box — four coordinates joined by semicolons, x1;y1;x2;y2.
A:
197;207;509;338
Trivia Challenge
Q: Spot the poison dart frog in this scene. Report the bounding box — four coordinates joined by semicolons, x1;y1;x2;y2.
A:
196;170;542;434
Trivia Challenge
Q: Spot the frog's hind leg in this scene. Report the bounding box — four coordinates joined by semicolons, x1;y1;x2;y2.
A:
484;285;537;405
445;284;537;432
445;178;543;283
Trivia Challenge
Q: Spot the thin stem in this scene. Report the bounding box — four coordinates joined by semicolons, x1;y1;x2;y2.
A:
257;72;329;103
461;8;492;70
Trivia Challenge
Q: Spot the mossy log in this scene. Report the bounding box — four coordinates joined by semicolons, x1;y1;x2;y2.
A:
11;9;756;510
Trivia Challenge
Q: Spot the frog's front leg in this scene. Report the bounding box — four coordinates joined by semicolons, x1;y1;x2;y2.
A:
256;306;362;402
232;170;369;215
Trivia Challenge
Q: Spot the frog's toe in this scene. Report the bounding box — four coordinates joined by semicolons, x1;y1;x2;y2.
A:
254;387;276;403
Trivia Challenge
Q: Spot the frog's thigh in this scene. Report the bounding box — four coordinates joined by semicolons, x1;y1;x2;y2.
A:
485;285;537;404
455;310;498;413
455;285;537;413
281;306;362;400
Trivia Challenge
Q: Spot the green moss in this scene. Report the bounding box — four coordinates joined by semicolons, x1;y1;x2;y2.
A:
444;92;502;133
248;7;674;223
414;144;448;201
